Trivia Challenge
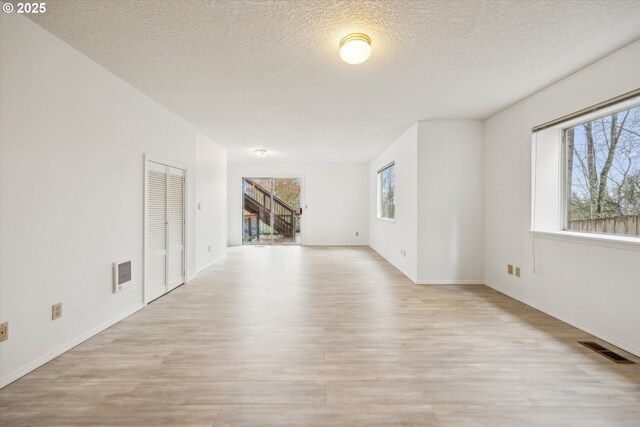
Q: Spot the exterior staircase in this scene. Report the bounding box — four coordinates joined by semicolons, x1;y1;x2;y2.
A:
243;178;299;240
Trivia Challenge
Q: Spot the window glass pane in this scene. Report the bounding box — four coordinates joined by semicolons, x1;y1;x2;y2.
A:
387;165;395;218
378;164;395;219
566;105;640;236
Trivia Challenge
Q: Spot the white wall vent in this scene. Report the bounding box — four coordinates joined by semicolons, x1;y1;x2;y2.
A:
113;260;132;293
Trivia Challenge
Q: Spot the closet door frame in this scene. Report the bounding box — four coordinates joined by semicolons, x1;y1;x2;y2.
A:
143;154;188;305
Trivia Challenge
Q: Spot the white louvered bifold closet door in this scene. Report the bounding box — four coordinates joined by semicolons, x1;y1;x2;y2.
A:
145;161;168;302
167;167;185;289
145;160;185;303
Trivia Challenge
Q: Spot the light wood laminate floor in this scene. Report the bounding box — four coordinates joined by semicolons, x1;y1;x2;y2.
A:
1;246;639;426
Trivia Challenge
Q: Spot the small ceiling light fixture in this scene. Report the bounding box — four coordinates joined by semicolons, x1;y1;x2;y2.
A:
339;33;372;65
255;149;267;157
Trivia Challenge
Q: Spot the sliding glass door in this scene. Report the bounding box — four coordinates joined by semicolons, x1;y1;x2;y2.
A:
242;177;272;245
242;177;302;245
271;178;301;244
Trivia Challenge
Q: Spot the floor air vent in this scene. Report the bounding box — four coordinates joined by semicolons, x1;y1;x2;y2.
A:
579;341;635;364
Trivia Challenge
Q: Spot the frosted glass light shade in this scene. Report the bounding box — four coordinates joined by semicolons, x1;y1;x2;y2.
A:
339;33;371;65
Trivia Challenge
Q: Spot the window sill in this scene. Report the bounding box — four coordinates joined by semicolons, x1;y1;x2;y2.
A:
377;217;395;224
530;230;640;251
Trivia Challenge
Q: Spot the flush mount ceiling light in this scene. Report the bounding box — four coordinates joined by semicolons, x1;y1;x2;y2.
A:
255;149;267;157
339;33;372;65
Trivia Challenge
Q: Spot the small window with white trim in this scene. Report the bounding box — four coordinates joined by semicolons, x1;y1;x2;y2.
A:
531;92;640;239
377;163;395;220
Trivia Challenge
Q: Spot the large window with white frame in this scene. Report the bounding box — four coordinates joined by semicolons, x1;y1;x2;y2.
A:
564;104;640;236
377;162;395;220
531;92;640;240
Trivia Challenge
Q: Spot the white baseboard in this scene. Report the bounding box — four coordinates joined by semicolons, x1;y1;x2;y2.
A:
486;281;640;357
417;279;484;285
0;303;144;389
367;245;417;283
193;254;227;277
303;243;369;246
229;243;369;248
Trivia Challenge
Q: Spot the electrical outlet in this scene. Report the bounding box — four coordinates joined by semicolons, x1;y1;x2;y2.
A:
515;267;521;277
355;231;359;237
507;264;514;275
52;303;62;320
208;245;211;252
0;322;7;342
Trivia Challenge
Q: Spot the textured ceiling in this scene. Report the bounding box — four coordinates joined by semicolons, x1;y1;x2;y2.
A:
28;0;640;163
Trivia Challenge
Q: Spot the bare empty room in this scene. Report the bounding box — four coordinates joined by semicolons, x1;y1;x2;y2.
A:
1;1;640;426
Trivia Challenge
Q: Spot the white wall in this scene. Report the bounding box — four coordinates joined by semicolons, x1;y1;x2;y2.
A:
0;13;226;386
369;124;419;282
417;121;484;284
484;40;640;356
228;163;368;246
196;133;228;273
